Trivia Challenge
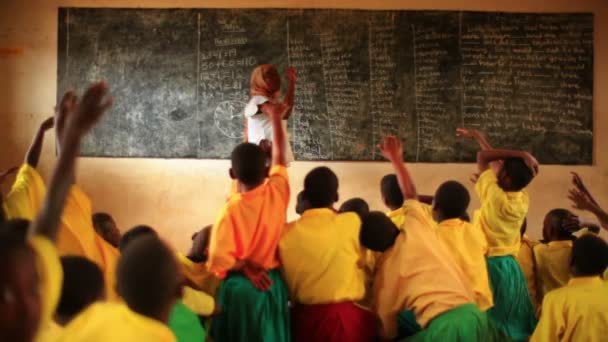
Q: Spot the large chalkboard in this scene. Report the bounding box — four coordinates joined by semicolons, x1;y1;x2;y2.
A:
57;8;594;164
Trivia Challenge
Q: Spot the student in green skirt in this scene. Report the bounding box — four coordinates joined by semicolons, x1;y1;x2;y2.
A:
458;128;538;341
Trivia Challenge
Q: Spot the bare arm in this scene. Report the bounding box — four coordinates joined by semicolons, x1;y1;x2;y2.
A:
25;117;54;168
261;102;290;167
378;136;417;200
30;82;112;241
477;149;539;175
282;67;296;119
457;128;505;173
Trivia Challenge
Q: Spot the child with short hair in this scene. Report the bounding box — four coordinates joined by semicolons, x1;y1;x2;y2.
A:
245;64;296;164
0;82;112;342
338;197;370;218
279;166;375;342
368;136;506;341
458;127;538;340
380;174;406;227
92;212;121;248
531;234;608;342
208;101;292;342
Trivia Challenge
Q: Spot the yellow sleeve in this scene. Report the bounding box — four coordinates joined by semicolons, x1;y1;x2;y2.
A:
475;169;498;202
373;241;405;339
182;286;215;316
30;236;63;329
3;164;46;220
206;204;238;278
530;292;564;342
268;165;290;205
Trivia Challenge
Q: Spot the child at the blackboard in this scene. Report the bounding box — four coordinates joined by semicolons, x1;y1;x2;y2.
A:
457;127;539;341
244;64;296;164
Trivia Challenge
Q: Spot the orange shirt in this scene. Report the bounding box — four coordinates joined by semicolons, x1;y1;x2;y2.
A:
207;165;290;278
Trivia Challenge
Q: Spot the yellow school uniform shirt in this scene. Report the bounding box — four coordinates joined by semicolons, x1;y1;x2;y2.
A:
517;235;540;310
435;218;494;310
182;286;215;316
3;164;46;220
279;209;365;304
30;236;63;341
373;200;475;339
534;240;573;301
474;169;529;257
36;321;62;342
176;252;222;297
59;302;176;342
531;276;608;342
207;165;289;278
387;207;406;230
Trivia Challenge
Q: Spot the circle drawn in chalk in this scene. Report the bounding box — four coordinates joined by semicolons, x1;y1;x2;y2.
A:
214;101;246;139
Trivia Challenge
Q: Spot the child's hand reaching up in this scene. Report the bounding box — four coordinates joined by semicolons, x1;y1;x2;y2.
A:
378;135;403;163
66;81;113;136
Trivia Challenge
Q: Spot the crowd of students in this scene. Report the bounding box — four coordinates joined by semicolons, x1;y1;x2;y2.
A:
1;66;608;342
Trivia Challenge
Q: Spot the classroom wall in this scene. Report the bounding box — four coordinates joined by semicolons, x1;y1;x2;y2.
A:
1;0;607;252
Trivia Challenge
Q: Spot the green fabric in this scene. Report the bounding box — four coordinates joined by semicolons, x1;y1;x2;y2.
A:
405;304;509;342
398;310;422;338
211;269;290;342
168;300;206;342
487;255;537;341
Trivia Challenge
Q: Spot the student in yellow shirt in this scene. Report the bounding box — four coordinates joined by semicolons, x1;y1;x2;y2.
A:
61;236;181;342
368;135;507;341
531;234;608;342
338;197;370;218
0;82;112;342
207;101;292;342
92;212;121;248
279;167;375;342
516;218;541;312
178;225;222;299
458;128;538;340
381;174;406;227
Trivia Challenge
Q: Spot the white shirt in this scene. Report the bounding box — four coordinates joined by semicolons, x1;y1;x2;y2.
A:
244;95;294;164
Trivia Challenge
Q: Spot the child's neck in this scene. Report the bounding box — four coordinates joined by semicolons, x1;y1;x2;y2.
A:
238;180;264;193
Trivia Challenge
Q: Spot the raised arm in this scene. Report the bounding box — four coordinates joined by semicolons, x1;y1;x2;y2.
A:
282;67;296;119
25;117;54;168
378;136;417;200
568;173;608;230
477;149;539;176
30;82;112;241
456;128;492;151
261;102;290;167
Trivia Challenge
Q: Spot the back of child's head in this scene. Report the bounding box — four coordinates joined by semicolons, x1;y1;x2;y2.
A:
117;235;181;321
188;225;212;263
543;208;577;242
304;167;339;208
250;64;281;97
360;211;400;252
92;212;120;248
0;226;40;342
571;234;608;277
501;157;534;191
119;225;157;252
295;190;310;215
380;174;404;210
56;256;104;325
230;143;267;187
338;198;370;218
433;181;470;221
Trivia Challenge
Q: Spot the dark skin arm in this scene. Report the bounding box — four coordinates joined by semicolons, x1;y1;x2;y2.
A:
457;128;503;174
477;149;539;176
261;102;290;167
25;117;54;168
282;67;296;119
378;136;417;200
29;82;112;241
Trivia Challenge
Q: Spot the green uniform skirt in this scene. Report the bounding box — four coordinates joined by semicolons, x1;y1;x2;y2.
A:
405;304;508;342
210;269;290;342
168;300;206;342
486;255;537;341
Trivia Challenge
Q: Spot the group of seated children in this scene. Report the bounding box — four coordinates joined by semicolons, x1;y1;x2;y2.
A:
1;70;608;342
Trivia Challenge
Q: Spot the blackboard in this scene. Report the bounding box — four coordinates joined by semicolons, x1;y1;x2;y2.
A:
57;8;594;164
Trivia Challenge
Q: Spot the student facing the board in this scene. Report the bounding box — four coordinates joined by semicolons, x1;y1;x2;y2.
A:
244;64;296;164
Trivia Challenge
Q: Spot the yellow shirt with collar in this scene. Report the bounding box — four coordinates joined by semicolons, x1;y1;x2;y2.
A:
531;276;608;342
279;208;366;304
373;200;475;339
59;302;176;342
435;218;494;310
517;234;540;310
474;169;529;257
3;164;46;220
534;240;573;301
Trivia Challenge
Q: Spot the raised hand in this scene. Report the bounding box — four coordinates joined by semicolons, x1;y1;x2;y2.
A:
40;117;54;131
286;67;297;83
66;81;113;136
571;172;599;206
456;127;479;139
568;189;597;212
378;135;403;163
55;91;79;139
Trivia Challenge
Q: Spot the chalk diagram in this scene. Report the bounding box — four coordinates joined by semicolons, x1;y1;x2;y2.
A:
214;100;246;139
